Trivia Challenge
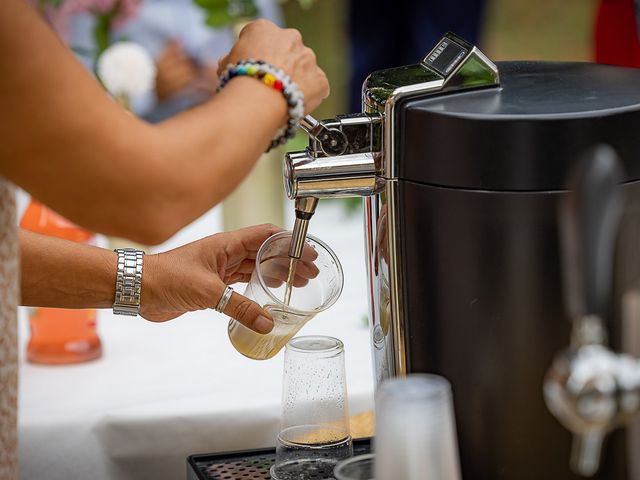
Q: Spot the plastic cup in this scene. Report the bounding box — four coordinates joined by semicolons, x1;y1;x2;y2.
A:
334;454;375;480
374;374;461;480
270;335;353;480
228;231;343;360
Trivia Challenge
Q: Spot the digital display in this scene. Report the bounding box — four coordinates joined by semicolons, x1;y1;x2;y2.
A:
423;39;468;77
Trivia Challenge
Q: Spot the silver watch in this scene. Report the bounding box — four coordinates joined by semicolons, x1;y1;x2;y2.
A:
113;248;145;316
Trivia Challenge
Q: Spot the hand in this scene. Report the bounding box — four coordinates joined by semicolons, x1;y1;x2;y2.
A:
139;224;318;333
217;19;330;114
155;39;200;101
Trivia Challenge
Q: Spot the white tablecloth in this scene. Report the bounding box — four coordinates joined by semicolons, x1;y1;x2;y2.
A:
18;202;374;480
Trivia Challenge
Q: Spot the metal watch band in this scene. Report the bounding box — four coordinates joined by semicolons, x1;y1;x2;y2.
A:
113;248;144;316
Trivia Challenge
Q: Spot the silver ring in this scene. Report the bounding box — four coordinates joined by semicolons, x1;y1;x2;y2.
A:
214;286;234;313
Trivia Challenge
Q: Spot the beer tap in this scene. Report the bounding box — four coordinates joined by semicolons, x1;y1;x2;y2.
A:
544;145;640;476
285;114;384;258
286;116;325;260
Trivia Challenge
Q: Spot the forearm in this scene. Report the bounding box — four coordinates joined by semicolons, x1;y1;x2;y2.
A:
15;77;286;245
152;76;287;217
19;229;116;309
70;77;287;243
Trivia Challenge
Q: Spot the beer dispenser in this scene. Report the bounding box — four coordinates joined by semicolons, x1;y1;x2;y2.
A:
284;33;640;478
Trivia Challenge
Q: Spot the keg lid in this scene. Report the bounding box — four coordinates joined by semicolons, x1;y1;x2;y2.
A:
400;61;640;190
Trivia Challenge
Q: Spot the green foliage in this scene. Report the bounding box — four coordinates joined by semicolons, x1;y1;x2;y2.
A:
91;8;121;81
286;132;309;151
193;0;227;6
93;13;114;59
337;197;363;217
193;0;313;28
193;0;258;27
205;9;234;28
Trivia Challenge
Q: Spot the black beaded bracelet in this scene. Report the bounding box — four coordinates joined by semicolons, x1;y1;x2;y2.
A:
217;59;304;151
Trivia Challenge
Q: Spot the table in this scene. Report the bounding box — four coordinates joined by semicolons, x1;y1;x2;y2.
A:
18;203;374;480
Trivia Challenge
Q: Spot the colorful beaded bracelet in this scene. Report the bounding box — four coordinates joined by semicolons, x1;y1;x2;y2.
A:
217;59;304;151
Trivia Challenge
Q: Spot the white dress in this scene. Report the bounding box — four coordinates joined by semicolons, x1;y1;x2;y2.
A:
0;178;18;479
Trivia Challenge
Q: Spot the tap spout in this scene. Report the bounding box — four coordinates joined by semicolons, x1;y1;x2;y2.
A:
288;197;319;259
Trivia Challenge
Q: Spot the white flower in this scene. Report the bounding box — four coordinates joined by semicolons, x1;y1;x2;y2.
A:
97;41;156;98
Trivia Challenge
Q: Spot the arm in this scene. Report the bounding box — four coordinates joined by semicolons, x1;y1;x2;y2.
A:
20;224;319;333
0;2;328;244
20;229;117;310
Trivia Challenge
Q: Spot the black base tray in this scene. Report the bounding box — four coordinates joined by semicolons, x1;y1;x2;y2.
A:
187;438;371;480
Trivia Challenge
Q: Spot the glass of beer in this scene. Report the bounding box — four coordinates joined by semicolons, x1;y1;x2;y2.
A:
271;335;353;480
227;231;343;360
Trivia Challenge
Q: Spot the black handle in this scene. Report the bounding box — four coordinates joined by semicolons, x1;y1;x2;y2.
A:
560;145;624;319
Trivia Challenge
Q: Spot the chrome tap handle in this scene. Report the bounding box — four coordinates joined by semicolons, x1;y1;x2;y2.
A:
298;114;382;158
559;144;623;323
299;115;347;155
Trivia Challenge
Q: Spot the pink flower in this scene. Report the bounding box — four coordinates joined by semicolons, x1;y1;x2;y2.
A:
65;0;141;28
39;0;141;37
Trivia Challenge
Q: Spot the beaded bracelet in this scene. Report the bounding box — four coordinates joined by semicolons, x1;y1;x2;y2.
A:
217;59;305;151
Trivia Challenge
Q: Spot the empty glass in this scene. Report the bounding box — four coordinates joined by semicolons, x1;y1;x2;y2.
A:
271;335;353;480
375;374;461;480
334;454;375;480
228;231;343;360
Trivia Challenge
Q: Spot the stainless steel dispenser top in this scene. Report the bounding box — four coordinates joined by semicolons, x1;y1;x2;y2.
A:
284;32;500;201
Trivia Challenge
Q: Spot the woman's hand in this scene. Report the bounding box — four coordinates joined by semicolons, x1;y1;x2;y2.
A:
141;224;278;332
217;19;329;114
139;224;318;333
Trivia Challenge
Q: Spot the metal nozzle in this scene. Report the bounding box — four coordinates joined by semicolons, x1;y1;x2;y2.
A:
288;197;319;258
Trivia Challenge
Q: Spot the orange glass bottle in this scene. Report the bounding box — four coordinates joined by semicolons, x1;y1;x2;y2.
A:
20;200;102;364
